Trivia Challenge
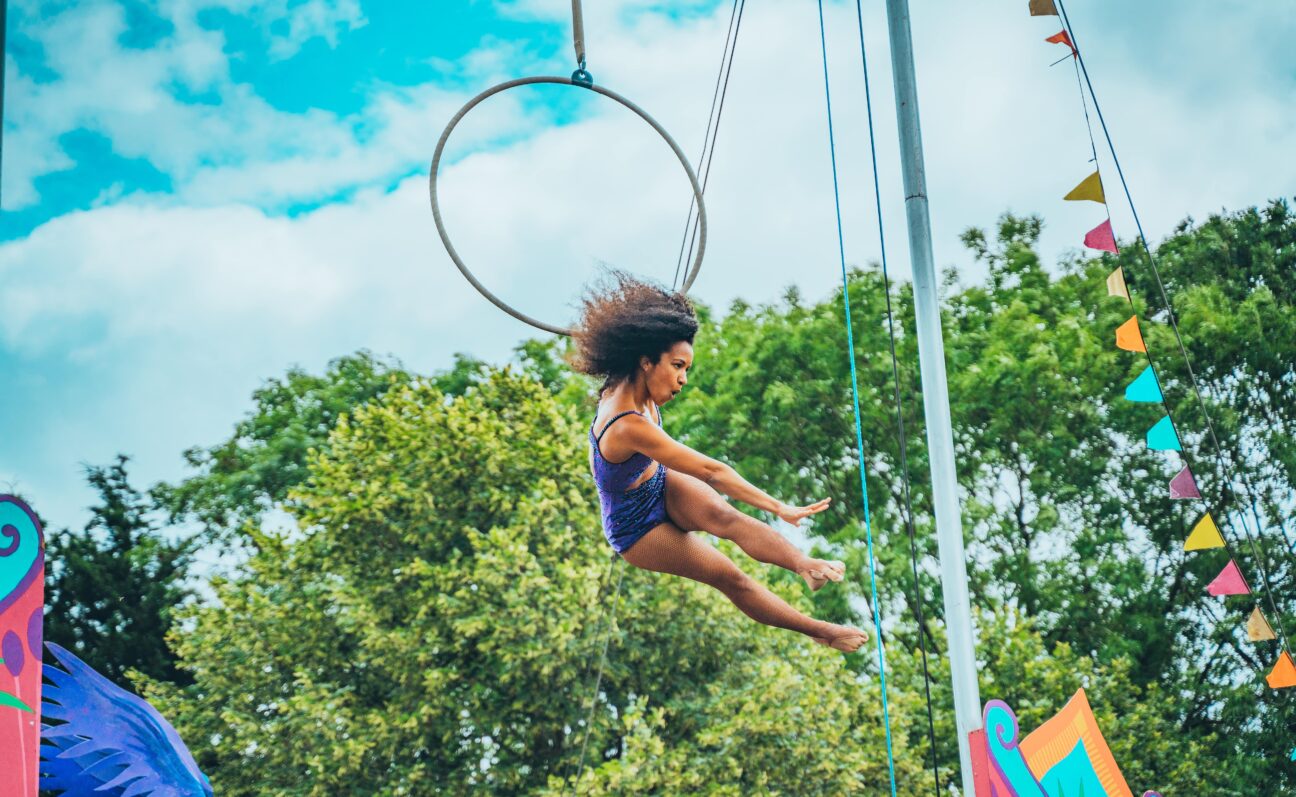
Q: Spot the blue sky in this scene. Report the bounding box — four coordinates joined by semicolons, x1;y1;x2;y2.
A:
3;0;1295;531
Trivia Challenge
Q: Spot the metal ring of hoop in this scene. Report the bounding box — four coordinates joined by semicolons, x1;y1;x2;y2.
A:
429;75;707;337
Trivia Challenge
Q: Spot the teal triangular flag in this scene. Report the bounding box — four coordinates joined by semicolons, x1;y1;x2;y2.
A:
1124;365;1163;402
1147;415;1181;451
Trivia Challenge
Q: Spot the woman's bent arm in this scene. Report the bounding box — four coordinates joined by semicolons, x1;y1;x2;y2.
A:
613;415;813;518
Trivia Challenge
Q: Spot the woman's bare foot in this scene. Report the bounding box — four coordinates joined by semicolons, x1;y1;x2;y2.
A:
811;624;869;652
798;558;846;592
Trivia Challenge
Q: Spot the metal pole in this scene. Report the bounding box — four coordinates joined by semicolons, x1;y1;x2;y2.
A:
1;0;8;209
883;1;982;793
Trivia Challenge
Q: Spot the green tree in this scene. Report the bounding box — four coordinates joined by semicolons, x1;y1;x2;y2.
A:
143;371;926;795
44;455;196;686
141;200;1296;792
666;204;1296;790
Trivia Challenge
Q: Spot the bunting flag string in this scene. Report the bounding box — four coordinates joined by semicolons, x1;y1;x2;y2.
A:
1031;0;1292;736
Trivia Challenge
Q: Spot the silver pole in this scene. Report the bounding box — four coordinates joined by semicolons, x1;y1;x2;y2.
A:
883;1;982;793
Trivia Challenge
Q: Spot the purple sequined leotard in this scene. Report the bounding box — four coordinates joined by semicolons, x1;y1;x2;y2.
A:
590;404;669;554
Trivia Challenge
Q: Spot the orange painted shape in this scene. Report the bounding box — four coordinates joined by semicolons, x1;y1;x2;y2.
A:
1019;688;1134;797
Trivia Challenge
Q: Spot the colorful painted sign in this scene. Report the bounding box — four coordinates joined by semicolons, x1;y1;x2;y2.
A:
979;690;1155;797
0;495;45;796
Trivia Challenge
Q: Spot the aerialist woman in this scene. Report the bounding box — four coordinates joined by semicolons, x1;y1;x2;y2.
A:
572;273;869;652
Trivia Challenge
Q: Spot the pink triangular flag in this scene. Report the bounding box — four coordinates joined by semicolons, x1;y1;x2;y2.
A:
1169;466;1200;499
1084;219;1119;253
1207;560;1250;596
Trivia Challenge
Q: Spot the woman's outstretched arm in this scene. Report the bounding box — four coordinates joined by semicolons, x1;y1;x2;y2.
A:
613;415;830;526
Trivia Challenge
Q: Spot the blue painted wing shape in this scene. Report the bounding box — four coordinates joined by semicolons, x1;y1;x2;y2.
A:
41;731;128;796
40;643;213;797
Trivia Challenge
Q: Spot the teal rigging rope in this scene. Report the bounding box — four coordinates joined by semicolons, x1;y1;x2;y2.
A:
852;0;942;791
816;2;898;794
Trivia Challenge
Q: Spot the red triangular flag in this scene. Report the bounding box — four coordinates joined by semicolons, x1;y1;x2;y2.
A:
1046;30;1077;55
1207;560;1250;596
1084;219;1119;253
1266;651;1296;689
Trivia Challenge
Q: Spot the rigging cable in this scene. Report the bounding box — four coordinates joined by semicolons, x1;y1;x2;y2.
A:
570;553;626;792
851;0;943;791
672;0;747;292
815;1;898;794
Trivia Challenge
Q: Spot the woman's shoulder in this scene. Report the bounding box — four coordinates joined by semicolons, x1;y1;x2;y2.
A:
592;395;655;437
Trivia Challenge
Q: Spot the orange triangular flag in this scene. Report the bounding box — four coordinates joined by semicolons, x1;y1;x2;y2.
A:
1115;316;1146;352
1249;607;1277;642
1065;171;1106;204
1106;268;1129;299
1029;0;1058;16
1266;651;1296;689
1046;30;1077;55
1184;514;1225;551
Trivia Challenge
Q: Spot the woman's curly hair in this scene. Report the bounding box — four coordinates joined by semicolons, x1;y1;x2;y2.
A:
570;271;698;389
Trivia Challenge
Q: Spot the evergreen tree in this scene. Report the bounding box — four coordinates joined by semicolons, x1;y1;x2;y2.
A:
44;455;196;686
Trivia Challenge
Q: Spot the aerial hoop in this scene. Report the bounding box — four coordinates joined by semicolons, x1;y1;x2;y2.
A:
429;75;708;337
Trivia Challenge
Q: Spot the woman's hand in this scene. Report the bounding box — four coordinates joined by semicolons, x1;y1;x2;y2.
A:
776;498;832;527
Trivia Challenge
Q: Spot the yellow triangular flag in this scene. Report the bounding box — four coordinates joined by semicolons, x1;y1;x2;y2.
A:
1106;268;1129;300
1184;513;1225;551
1029;0;1059;16
1248;607;1277;642
1065;171;1106;204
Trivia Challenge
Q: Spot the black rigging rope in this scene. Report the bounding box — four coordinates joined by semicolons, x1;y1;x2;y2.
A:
851;1;943;791
672;0;746;292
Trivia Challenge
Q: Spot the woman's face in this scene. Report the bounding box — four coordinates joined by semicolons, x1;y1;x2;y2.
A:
642;341;694;405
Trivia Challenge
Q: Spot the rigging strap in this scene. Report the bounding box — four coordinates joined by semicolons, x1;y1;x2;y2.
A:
815;1;899;793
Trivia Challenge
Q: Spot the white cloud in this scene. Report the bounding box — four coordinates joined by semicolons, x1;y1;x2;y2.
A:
262;0;368;60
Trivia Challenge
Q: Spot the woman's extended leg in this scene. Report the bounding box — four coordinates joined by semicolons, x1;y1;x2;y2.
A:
621;521;865;649
664;469;844;590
